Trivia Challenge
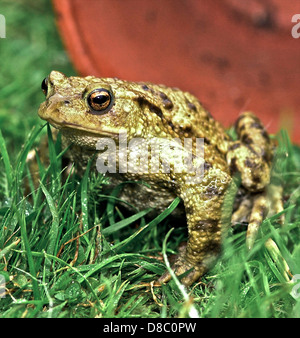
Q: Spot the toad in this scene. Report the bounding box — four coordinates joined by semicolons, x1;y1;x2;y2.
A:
38;71;283;286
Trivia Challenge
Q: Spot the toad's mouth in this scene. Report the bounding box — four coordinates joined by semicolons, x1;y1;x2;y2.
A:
43;117;122;139
46;120;125;151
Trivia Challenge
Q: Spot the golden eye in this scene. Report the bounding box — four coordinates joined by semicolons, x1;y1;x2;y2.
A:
87;89;113;112
41;77;48;96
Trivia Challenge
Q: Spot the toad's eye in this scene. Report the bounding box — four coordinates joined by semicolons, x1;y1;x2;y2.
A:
87;89;113;112
41;77;48;96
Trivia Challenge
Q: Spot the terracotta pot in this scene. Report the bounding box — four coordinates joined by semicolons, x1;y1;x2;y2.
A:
52;0;300;143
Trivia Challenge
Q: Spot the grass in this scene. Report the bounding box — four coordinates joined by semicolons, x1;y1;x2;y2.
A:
0;122;299;318
0;0;300;318
0;0;74;154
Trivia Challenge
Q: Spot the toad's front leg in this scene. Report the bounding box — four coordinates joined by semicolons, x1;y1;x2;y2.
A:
159;218;223;286
159;169;231;286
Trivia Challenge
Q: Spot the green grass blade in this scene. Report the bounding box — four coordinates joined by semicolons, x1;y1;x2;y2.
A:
30;250;103;312
102;207;153;236
104;197;181;253
0;238;20;260
47;123;59;180
18;209;41;300
0;129;13;192
40;181;59;271
16;125;45;180
81;159;93;235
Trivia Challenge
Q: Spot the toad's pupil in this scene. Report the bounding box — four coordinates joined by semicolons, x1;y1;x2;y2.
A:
93;94;109;104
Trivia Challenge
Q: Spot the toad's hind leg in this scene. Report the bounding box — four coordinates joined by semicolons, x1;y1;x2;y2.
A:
235;184;284;249
226;112;283;248
245;184;284;249
227;112;274;192
267;184;284;224
246;194;268;250
231;195;253;225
